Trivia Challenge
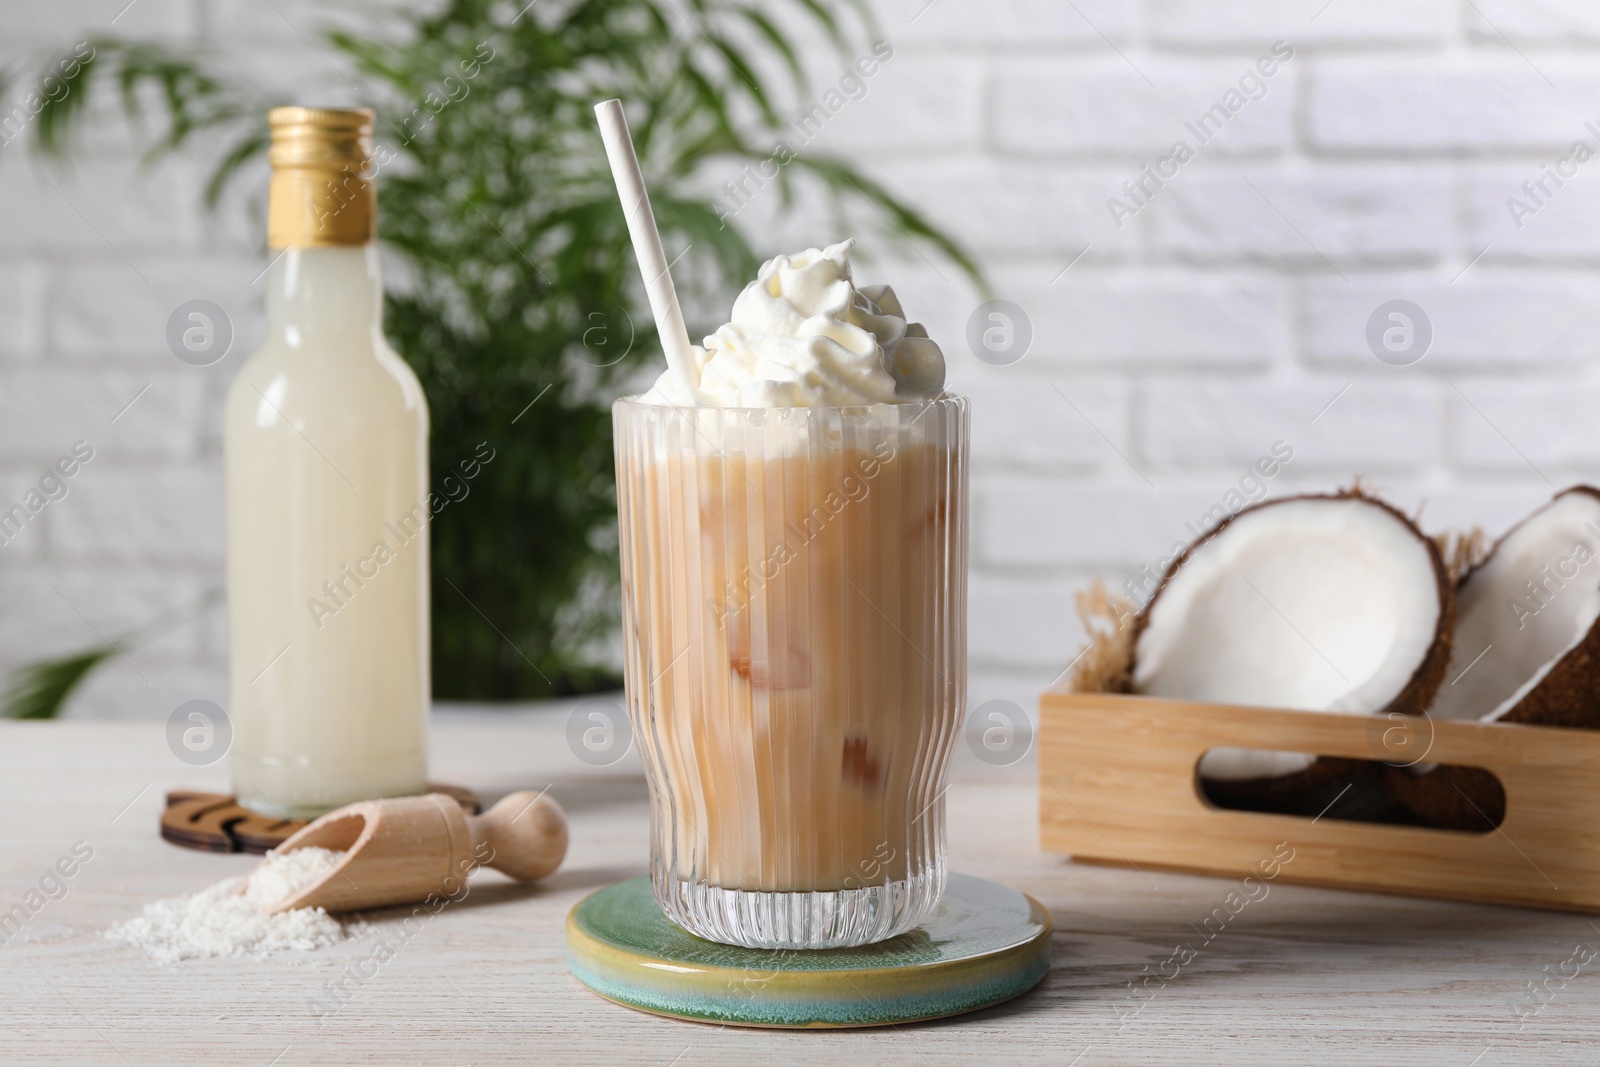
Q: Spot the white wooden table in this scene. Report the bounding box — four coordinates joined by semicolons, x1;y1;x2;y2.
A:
3;702;1597;1065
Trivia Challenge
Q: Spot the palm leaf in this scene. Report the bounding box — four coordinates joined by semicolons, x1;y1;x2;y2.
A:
1;647;118;720
791;154;987;289
735;8;808;94
33;44;100;157
789;0;847;49
204;128;269;208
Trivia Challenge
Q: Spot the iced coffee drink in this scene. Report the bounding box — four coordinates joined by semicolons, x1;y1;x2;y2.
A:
614;241;968;949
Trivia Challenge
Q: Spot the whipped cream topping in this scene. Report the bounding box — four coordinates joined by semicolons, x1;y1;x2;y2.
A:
641;239;945;407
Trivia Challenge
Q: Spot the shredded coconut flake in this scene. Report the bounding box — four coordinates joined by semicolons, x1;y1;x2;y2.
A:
242;846;346;911
107;847;348;962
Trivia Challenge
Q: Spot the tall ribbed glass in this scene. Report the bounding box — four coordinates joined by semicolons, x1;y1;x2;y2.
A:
613;395;968;949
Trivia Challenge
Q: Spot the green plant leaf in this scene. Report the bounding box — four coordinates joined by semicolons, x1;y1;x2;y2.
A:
735;7;808;95
793;154;988;291
1;647;117;720
789;0;847;50
34;43;100;158
204;128;269;208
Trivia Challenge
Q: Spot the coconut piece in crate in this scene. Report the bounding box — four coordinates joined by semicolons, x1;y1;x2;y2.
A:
1391;486;1600;830
1131;491;1454;817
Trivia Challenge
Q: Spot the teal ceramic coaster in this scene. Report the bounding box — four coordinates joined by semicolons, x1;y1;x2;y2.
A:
566;873;1051;1028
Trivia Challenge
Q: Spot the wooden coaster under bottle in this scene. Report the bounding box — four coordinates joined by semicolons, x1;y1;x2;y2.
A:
159;785;481;854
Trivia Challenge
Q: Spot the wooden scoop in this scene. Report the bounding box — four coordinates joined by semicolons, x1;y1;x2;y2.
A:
255;790;568;915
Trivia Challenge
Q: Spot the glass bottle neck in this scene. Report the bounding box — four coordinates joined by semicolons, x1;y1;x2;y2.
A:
265;244;384;348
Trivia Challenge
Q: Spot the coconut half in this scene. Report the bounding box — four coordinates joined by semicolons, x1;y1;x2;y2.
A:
1391;486;1600;830
1132;492;1453;813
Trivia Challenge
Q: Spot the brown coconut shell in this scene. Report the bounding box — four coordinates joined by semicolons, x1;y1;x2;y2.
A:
1389;485;1600;831
1384;765;1506;832
1201;759;1410;823
1132;489;1456;819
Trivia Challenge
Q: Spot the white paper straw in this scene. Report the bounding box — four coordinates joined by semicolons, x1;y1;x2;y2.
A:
594;99;699;398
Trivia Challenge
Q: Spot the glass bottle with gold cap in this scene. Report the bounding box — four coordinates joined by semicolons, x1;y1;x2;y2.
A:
224;107;430;818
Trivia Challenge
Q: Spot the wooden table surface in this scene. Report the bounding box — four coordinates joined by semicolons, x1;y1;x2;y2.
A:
3;702;1597;1065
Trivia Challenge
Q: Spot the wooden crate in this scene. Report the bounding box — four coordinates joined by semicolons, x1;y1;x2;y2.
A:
1038;690;1600;913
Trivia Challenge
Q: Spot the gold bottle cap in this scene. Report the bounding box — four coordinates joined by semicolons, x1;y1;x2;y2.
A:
267;106;377;249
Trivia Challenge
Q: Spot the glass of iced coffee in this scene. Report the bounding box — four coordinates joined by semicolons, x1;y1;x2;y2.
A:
614;241;968;949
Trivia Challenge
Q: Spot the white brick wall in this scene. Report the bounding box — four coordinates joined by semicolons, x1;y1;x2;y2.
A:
0;0;1595;719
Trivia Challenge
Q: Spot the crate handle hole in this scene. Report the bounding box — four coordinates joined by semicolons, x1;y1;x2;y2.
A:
1195;749;1505;833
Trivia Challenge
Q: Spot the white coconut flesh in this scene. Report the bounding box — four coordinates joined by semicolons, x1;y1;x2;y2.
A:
1429;490;1600;724
1133;498;1443;781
